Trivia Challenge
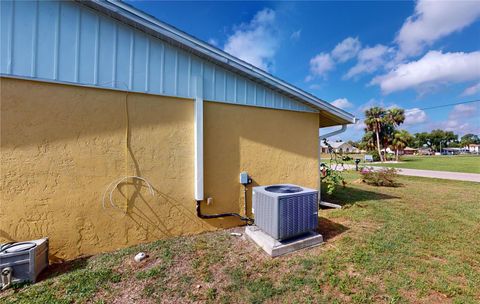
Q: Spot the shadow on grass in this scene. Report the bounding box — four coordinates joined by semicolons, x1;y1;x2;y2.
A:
398;158;418;163
37;256;91;282
322;185;400;207
317;217;349;241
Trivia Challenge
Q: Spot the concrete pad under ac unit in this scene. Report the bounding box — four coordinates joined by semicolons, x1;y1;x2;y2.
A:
245;226;323;257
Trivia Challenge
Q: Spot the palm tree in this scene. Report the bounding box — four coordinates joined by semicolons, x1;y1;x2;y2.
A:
387;108;405;128
364;107;386;162
360;131;376;151
392;130;412;161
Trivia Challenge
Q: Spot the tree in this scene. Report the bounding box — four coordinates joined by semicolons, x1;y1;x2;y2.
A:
383;108;406;160
359;131;376;151
413;132;430;149
386;108;405;128
364;107;387;162
391;130;413;161
460;134;480;147
429;129;457;152
413;130;459;152
380;122;396;159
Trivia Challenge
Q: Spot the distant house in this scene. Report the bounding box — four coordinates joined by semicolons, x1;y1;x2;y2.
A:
321;141;359;154
418;147;434;155
442;147;463;155
380;147;395;155
403;147;418;155
465;144;480;154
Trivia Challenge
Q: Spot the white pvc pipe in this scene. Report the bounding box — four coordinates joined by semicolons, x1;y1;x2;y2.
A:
194;77;204;201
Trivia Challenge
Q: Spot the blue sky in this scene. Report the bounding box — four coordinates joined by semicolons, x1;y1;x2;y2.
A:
126;0;480;140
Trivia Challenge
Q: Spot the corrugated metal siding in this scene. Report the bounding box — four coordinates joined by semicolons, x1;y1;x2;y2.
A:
0;0;317;113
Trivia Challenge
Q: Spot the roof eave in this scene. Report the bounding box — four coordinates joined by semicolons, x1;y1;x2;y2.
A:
81;0;356;124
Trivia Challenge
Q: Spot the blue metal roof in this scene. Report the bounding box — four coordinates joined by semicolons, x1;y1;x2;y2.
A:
0;0;356;123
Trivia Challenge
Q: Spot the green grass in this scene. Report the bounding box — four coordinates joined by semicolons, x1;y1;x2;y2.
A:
369;155;480;174
2;172;479;303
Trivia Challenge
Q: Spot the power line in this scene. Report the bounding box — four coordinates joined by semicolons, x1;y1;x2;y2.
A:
355;99;480;120
405;99;479;112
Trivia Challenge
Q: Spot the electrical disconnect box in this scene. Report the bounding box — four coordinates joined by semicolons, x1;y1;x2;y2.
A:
239;172;252;185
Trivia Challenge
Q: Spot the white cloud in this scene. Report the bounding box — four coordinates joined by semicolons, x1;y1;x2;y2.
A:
352;119;366;131
404;108;427;125
443;120;477;134
307;53;334;80
290;29;301;40
358;98;384;113
344;44;392;79
396;0;480;57
331;98;353;109
371;51;480;94
224;8;278;71
449;104;477;120
306;36;361;81
208;38;218;47
331;37;361;62
461;82;480;97
439;103;480;135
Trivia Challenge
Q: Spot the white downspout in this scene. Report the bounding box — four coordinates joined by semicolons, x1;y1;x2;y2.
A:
320;125;347;141
318;124;347;207
194;77;204;201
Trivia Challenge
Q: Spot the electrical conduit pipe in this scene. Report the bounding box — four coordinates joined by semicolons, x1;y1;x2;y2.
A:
193;77;253;224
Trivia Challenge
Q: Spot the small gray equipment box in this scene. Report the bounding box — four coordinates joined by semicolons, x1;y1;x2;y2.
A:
0;238;49;290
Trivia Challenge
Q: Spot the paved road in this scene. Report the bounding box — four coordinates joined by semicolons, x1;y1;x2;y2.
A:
339;164;480;183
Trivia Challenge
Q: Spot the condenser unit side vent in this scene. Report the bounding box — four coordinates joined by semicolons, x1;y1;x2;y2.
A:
253;184;318;240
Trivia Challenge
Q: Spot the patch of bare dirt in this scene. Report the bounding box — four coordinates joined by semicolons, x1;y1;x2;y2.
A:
402;289;453;304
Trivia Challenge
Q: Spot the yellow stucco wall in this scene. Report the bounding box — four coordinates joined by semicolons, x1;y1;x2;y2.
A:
0;77;319;260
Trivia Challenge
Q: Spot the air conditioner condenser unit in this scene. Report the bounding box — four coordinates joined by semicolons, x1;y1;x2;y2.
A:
252;184;318;240
0;238;49;289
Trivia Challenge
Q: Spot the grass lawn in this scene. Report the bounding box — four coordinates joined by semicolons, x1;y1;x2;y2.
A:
2;172;479;303
368;155;480;174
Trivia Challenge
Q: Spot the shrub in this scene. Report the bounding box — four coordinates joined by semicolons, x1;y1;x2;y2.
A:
342;155;352;161
320;164;346;195
370;150;381;162
360;167;399;187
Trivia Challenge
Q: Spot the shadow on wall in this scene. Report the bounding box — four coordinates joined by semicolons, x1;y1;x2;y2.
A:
0;229;15;242
1;78;320;250
117;183;210;237
1;78;210;258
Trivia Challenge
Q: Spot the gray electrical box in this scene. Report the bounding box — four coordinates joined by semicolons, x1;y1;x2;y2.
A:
253;185;318;240
239;172;251;184
0;238;49;286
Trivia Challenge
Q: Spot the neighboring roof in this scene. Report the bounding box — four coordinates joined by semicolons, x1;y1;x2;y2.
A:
80;0;356;126
404;147;418;151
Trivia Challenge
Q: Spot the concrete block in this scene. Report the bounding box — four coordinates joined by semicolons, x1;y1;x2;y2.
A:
245;226;323;257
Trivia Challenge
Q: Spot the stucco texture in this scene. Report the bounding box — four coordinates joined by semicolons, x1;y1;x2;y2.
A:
0;77;319;260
